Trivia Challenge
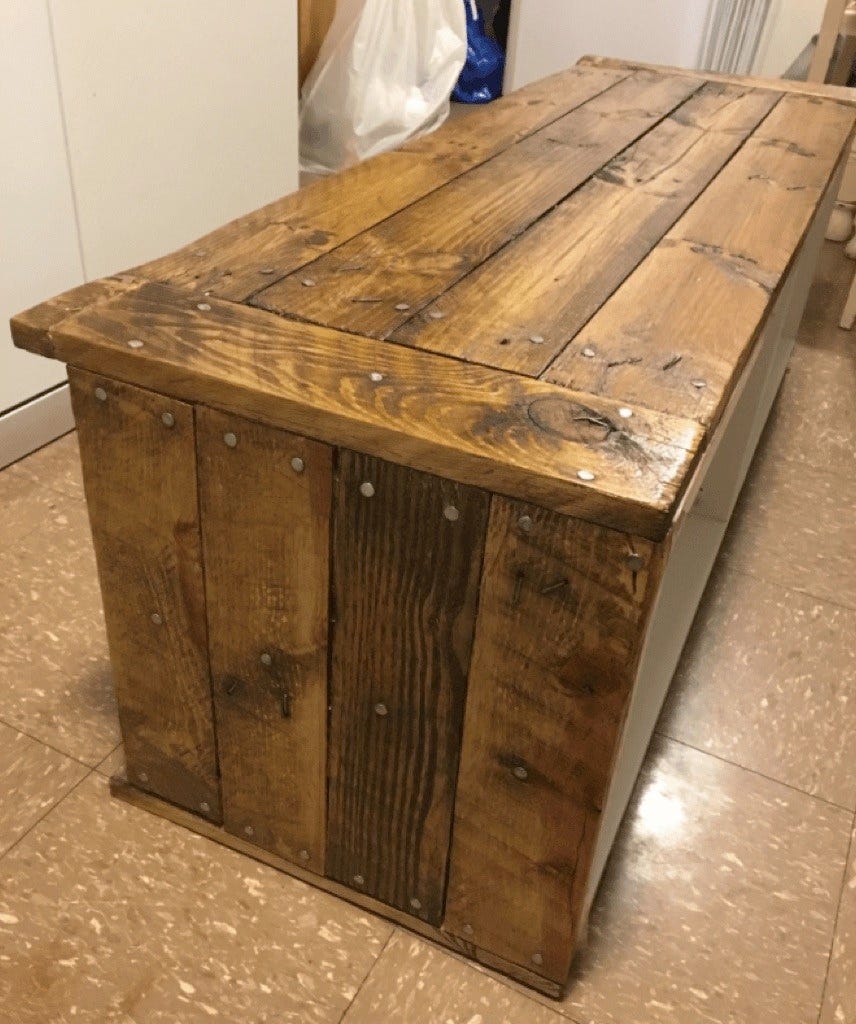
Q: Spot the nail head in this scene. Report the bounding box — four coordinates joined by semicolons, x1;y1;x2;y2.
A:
577;469;595;481
301;278;316;288
360;481;375;498
197;302;211;312
618;407;633;419
150;612;163;626
223;432;238;448
395;302;410;311
409;897;422;911
291;456;305;473
353;874;365;886
428;309;445;320
369;371;384;382
299;849;310;861
626;552;645;572
582;346;596;358
161;411;175;428
260;652;273;667
443;505;460;522
513;765;529;781
529;334;545;344
244;825;254;837
531;952;544;966
138;771;149;783
127;339;144;349
374;702;388;717
94;386;107;402
691;379;707;389
200;801;210;814
518;514;533;533
259;267;276;275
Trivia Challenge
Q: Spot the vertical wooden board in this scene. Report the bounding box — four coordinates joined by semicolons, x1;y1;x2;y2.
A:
443;497;664;983
196;409;331;871
327;453;489;924
67;366;220;818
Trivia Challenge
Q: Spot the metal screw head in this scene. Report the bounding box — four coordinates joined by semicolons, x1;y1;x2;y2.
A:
244;825;254;837
223;432;238;448
353;874;365;886
691;379;707;389
150;612;163;626
299;849;310;862
374;702;388;717
94;386;107;402
531;952;544;966
626;552;645;572
581;346;596;358
395;302;410;311
359;481;375;498
161;411;175;428
529;334;545;345
462;923;474;936
259;267;276;275
200;801;210;814
138;771;149;784
428;309;445;320
260;652;273;667
618;406;633;419
301;278;316;288
443;505;460;522
197;302;211;312
577;469;596;482
290;456;305;473
518;514;533;533
512;765;529;781
409;897;422;911
369;371;384;382
127;338;144;349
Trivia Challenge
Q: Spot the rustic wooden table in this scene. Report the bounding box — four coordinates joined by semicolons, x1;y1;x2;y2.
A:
11;56;855;998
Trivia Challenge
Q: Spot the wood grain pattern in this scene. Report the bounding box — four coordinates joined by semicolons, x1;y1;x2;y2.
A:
110;775;565;999
196;408;331;870
130;65;629;302
544;93;856;425
68;367;220;819
443;497;664;983
252;72;701;337
298;0;336;85
326;452;489;923
392;84;780;372
42;283;702;539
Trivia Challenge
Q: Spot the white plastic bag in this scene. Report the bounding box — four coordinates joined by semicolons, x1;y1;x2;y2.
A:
300;0;467;174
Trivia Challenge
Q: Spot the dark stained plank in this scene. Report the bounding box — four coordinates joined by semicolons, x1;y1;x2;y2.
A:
196;407;331;871
392;84;780;372
443;496;664;983
543;92;856;425
68;367;220;819
252;71;701;336
326;452;489;923
131;65;630;302
36;283;703;539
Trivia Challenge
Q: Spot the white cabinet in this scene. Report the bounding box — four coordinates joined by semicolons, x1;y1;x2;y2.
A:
1;1;299;467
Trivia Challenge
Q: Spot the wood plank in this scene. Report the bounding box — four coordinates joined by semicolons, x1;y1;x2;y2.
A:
252;71;701;337
544;92;856;425
68;367;220;819
577;53;856;103
34;283;703;539
109;775;565;999
131;65;629;302
391;83;780;372
196;407;331;871
443;497;664;983
326;452;489;924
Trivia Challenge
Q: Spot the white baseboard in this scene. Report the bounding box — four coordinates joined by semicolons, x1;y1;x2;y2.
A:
0;383;74;470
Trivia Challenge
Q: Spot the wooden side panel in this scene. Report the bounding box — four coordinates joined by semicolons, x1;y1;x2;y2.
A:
327;452;489;924
444;497;664;983
298;0;336;85
196;409;331;870
68;367;220;818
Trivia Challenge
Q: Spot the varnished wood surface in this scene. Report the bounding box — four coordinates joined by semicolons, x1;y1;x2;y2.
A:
110;775;564;999
326;453;489;923
69;368;220;818
196;409;331;871
443;497;664;982
39;282;702;539
12;60;854;532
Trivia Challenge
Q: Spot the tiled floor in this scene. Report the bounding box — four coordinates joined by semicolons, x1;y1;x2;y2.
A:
0;242;854;1023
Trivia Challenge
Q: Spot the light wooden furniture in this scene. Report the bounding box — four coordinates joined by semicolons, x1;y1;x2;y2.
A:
10;58;854;998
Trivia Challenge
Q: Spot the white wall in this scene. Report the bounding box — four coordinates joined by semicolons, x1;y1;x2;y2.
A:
505;0;712;90
753;0;827;77
1;0;299;464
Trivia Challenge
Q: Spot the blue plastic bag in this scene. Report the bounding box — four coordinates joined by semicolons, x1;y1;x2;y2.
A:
453;0;505;103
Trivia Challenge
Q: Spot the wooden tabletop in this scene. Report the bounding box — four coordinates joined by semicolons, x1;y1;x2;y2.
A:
12;58;855;540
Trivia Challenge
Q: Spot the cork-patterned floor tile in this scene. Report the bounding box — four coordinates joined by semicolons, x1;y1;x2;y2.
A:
559;737;851;1024
342;931;566;1024
8;430;85;500
0;722;88;855
0;501;119;765
95;744;125;778
0;773;392;1023
718;437;856;609
659;566;856;808
0;468;77;553
821;821;856;1024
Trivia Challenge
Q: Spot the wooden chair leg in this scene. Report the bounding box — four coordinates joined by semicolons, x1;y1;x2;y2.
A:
839;265;856;328
809;0;849;82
